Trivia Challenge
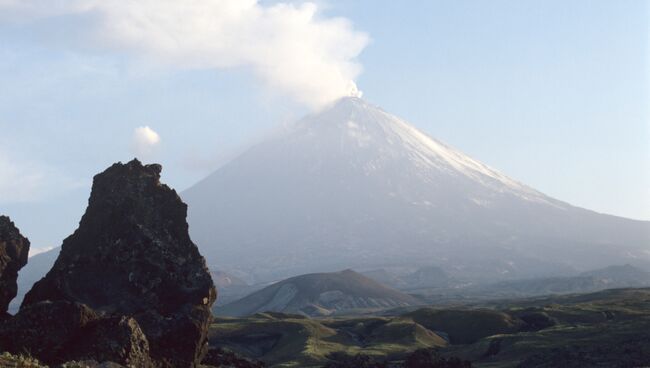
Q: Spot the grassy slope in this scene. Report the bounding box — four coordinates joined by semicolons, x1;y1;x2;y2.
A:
210;314;447;367
210;288;650;368
447;288;650;367
405;309;524;344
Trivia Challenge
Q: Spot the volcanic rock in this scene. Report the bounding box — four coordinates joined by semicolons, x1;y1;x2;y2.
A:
0;287;151;367
0;300;98;362
60;315;153;367
202;347;266;368
21;159;216;367
0;216;30;317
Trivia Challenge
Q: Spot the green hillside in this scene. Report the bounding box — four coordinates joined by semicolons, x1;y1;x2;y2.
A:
209;288;650;367
210;313;447;367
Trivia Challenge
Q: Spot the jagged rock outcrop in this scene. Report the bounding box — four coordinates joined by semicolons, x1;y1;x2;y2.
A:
0;301;152;366
0;216;30;317
11;159;216;367
0;300;99;362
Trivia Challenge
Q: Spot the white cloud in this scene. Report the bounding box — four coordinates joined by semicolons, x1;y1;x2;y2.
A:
131;126;161;158
0;0;369;109
0;150;85;204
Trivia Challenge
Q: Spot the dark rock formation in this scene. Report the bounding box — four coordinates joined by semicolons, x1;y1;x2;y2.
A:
0;300;98;362
403;348;472;368
0;216;30;317
323;353;388;368
202;348;266;368
16;159;216;367
60;315;153;367
0;289;151;366
66;362;128;368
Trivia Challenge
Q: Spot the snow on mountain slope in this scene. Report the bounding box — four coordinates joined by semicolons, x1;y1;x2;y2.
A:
293;97;559;205
182;97;650;283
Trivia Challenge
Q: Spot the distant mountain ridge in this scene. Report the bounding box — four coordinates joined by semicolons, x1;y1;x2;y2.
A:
11;247;59;313
431;264;650;300
580;264;650;284
218;269;421;317
362;266;456;290
183;97;650;283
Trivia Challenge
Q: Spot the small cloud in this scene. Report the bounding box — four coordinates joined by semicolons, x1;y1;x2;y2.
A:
131;126;161;158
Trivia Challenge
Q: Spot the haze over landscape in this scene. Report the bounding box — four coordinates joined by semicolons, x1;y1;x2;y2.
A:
0;1;649;367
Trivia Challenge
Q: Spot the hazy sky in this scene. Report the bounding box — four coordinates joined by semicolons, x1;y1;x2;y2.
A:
0;0;648;253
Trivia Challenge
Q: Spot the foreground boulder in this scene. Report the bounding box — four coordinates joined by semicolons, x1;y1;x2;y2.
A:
16;159;216;367
60;315;153;367
0;216;29;317
0;300;152;366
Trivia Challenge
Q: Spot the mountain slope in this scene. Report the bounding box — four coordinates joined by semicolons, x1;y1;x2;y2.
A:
10;247;59;314
183;97;650;283
413;264;650;301
218;269;420;317
362;266;456;290
580;264;650;284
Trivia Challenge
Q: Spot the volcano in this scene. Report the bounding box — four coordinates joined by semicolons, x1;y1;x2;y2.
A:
182;97;649;283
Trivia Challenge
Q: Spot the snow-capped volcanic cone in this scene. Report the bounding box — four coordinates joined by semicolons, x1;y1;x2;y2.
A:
183;97;649;282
